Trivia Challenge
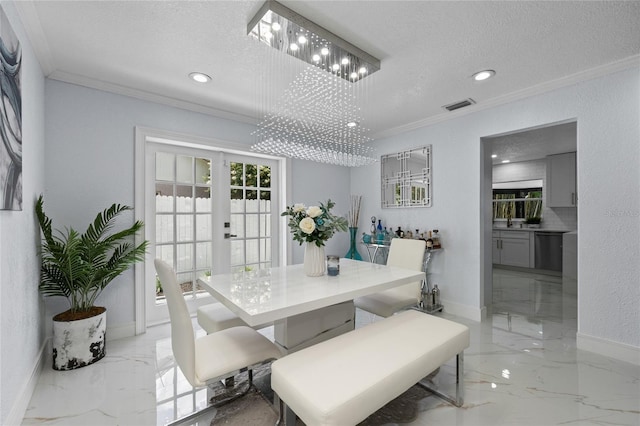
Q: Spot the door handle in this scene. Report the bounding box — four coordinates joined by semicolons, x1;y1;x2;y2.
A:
571;192;576;205
224;233;237;239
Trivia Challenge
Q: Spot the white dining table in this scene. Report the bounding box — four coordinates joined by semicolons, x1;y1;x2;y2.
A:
197;258;425;352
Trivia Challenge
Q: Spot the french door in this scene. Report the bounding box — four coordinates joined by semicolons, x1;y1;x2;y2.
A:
144;142;279;325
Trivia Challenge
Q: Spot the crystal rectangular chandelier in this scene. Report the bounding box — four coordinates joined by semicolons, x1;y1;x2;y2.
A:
248;1;379;167
248;0;380;82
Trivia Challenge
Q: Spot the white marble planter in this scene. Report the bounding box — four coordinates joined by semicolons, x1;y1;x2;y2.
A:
52;307;106;370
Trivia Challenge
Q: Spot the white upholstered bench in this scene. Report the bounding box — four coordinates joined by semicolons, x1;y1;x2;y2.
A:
271;309;470;426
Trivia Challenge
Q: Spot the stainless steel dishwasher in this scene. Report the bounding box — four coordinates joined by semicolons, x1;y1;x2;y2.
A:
534;231;563;271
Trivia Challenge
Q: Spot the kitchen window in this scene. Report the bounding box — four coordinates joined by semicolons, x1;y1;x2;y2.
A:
492;179;542;220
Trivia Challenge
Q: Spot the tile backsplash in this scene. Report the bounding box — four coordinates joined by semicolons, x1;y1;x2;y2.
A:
540;207;577;230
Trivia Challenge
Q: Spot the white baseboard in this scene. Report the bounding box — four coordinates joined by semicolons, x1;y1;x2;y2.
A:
441;299;484;322
577;332;640;365
5;338;48;426
107;321;137;341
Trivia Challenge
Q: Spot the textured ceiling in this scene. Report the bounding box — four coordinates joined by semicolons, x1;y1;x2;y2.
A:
16;0;640;150
488;122;577;165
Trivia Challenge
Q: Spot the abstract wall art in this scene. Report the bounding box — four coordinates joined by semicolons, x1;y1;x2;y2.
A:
0;5;22;211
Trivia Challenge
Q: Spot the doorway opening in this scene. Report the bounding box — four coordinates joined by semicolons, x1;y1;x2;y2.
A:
480;120;577;319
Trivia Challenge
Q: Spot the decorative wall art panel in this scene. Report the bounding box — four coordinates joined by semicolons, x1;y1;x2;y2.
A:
0;6;22;211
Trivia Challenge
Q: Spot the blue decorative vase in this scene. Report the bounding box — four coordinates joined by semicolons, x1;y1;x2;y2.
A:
345;227;363;260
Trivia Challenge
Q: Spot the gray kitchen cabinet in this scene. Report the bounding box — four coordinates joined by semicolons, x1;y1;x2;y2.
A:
493;230;531;268
546;152;576;207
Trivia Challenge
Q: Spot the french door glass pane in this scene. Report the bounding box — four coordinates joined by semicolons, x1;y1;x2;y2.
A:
245;164;258;187
176;185;193;212
246;190;258;213
195;158;210;185
259;165;271;187
230;240;244;266
156;152;174;181
176;155;193;184
230;162;243;186
260;214;270;237
195;214;211;240
260;238;271;262
156;184;174;212
156;215;173;243
195;242;211;270
176;215;193;242
246;240;259;265
231;216;244;238
156;245;173;266
246;214;259;238
194;187;210;212
155;152;212;303
176;244;192;272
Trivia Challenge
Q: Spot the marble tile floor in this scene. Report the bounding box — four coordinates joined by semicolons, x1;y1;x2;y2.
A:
22;269;640;425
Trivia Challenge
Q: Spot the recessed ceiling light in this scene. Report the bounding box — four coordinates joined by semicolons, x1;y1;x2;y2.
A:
271;22;281;31
347;121;358;127
320;47;330;56
491;154;497;158
332;63;340;71
298;35;307;44
341;57;349;65
501;160;510;163
472;70;496;81
189;72;211;83
290;43;299;51
350;72;358;79
312;54;321;62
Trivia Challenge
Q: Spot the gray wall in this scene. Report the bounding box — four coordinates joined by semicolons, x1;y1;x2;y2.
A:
351;66;640;361
0;3;46;425
44;79;351;333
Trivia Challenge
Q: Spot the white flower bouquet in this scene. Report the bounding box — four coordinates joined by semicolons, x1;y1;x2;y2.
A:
281;199;348;247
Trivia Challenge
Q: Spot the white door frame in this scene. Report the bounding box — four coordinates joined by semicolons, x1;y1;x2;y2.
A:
134;126;290;334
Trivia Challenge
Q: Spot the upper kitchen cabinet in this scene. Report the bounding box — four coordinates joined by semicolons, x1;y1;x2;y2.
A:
546;152;576;207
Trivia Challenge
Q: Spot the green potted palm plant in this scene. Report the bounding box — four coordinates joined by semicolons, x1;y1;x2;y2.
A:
36;195;148;370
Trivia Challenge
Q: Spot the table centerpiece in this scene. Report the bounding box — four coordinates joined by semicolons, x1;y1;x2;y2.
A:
282;199;348;276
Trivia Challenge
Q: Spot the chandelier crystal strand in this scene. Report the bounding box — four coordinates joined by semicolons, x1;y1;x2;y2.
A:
248;1;377;167
251;66;376;166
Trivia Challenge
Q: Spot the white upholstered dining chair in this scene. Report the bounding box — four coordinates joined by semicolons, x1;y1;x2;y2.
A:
354;238;426;318
154;259;282;426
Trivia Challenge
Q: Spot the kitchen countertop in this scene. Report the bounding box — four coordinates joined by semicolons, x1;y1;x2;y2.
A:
493;227;573;233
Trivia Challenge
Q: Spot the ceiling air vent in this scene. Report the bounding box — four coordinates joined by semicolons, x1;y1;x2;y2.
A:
442;98;476;112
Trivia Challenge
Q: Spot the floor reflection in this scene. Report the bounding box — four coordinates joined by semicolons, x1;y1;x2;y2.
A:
22;268;639;426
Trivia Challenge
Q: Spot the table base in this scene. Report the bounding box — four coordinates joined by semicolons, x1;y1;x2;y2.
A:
274;301;355;354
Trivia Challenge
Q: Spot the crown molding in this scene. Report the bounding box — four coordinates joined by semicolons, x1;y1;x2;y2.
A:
372;54;640;140
48;70;258;125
